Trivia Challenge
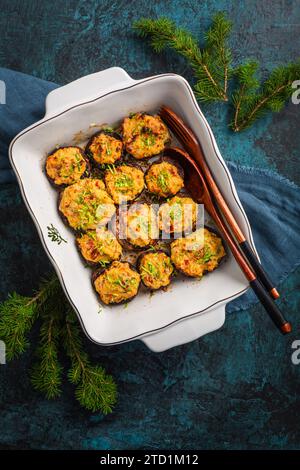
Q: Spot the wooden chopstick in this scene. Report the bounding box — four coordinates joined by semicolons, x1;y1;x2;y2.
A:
163;146;291;335
160;105;280;300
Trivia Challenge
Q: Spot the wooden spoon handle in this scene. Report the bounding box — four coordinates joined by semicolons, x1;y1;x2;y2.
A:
194;146;279;299
250;279;291;334
205;195;291;334
162;144;291;334
240;240;279;299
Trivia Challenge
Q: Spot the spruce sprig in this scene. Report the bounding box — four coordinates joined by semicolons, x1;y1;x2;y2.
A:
133;13;232;102
63;308;117;414
134;13;300;131
30;294;64;399
0;275;59;360
0;275;117;413
231;60;300;131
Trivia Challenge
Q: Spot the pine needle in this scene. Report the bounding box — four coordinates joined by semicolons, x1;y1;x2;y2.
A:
0;275;60;360
30;284;65;399
0;274;118;413
62;307;117;414
31;311;63;399
231;60;300;131
133;13;232;102
134;12;300;131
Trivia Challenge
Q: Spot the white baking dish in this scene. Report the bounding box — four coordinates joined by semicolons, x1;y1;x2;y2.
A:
9;67;256;351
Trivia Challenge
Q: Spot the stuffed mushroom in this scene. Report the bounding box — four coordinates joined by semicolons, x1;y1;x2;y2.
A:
170;228;226;278
145;159;184;198
76;227;122;266
46;146;89;187
85;130;123;165
117;202;159;250
137;251;174;290
122;113;170;159
104;164;144;204
158;195;198;235
59;178;116;231
93;261;141;305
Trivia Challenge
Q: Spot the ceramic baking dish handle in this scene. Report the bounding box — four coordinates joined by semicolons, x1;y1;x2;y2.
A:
45;67;135;118
141;306;226;352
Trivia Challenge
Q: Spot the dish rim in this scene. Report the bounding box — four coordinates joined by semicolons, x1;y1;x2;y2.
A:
9;72;252;346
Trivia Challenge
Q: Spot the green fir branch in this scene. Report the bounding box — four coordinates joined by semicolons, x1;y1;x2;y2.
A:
231;60;300;131
133;13;232;102
0;274;117;413
134;12;300;131
62;308;117;414
31;308;63;399
0;275;60;360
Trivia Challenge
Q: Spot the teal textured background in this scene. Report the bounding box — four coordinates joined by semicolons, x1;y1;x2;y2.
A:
0;0;300;450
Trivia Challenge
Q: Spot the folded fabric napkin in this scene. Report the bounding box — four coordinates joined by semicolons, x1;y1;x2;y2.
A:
0;67;299;313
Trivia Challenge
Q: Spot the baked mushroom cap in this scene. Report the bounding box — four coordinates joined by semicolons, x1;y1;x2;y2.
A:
170;228;226;278
86;131;123;165
137;250;174;290
158;195;198;234
117;202;159;250
122;113;170;159
46;146;89;187
76;227;122;266
93;261;141;305
59;178;116;231
145;159;184;198
104;164;145;204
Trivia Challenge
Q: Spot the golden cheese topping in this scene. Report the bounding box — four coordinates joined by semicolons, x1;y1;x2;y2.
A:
119;203;159;249
86;132;123;165
158;195;198;234
46;147;87;186
171;228;226;278
94;261;141;305
139;251;173;290
145;161;184;198
104;165;144;204
59;178;116;231
77;228;122;265
122;113;170;159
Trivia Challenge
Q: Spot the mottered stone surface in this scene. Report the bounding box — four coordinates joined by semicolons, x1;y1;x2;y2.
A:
0;0;300;450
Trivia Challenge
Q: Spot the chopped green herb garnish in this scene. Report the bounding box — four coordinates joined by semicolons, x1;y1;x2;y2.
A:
169;204;182;221
105;145;112;155
142;134;156;147
98;260;110;268
106;164;116;174
147;244;157;252
101;126;115;133
202;247;212;263
141;262;159;278
157;170;169;191
115;174;134;189
75;153;83;170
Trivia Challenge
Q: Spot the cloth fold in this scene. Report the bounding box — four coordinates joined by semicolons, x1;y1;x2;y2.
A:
0;67;299;313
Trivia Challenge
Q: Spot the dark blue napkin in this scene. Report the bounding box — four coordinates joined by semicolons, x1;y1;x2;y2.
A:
0;67;299;312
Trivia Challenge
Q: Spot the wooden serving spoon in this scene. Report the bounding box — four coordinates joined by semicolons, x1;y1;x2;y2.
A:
164;146;291;335
160;105;279;300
